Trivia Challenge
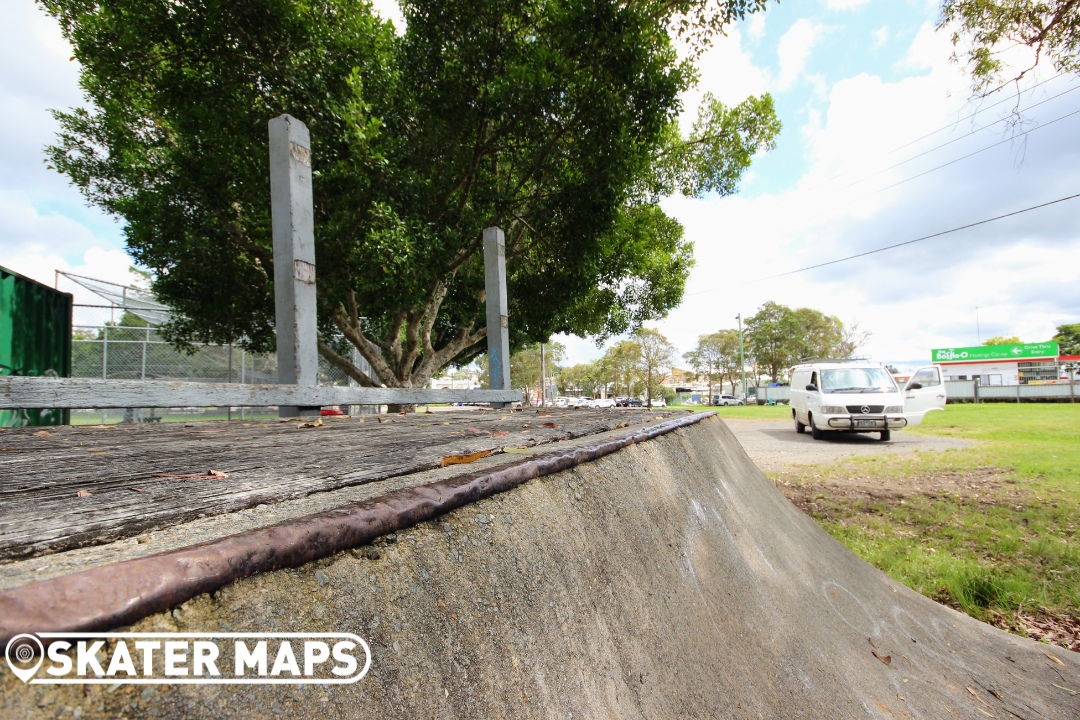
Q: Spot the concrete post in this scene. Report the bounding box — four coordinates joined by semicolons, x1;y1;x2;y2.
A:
269;114;320;417
484;227;512;408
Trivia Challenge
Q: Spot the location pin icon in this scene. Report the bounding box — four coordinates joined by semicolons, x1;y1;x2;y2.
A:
6;634;44;683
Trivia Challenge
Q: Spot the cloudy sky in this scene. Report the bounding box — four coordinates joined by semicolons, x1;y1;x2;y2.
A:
3;0;1079;371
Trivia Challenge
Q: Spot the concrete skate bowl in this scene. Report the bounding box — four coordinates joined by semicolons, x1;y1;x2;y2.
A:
2;414;1076;719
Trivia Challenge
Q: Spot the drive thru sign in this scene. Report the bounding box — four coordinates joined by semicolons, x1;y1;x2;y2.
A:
932;342;1059;363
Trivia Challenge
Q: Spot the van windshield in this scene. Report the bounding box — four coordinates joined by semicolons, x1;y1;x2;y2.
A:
820;368;897;394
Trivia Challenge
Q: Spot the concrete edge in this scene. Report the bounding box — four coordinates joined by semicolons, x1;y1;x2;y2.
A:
0;412;715;643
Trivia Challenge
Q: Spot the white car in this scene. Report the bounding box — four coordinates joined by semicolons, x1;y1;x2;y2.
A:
591;397;616;409
790;361;946;442
713;394;743;406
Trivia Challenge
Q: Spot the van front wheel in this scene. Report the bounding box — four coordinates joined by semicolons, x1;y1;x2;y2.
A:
809;414;824;440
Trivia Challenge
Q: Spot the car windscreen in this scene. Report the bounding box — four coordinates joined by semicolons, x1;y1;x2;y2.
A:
820;367;897;394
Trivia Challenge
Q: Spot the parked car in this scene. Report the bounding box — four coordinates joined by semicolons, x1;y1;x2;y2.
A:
592;397;616;409
626;398;643;407
789;360;945;442
643;397;666;408
712;394;743;406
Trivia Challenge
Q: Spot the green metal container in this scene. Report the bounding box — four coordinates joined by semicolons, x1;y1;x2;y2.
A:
0;266;73;426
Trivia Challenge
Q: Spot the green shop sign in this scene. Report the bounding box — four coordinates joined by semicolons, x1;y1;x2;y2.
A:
932;342;1059;363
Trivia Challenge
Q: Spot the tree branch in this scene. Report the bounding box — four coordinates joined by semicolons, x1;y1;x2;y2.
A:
317;340;379;387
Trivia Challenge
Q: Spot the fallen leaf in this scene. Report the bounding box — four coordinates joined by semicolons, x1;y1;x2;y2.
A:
467;427;490;435
32;430;53;437
297;418;323;428
615;422;629;429
540;422;558;428
18;484;32;490
441;449;492;467
492;431;509;437
502;447;534;455
207;469;228;478
76;490;92;497
130;487;145;493
871;650;891;665
1043;650;1065;666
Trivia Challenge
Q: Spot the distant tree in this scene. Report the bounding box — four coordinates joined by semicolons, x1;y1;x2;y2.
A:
745;302;799;382
601;340;644;399
983;335;1022;346
746;301;866;381
635;328;675;408
885;364;900;374
1052;323;1080;355
684;334;723;404
939;0;1080;96
684;329;741;402
558;362;601;398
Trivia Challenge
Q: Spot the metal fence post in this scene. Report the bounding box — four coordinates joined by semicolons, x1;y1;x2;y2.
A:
484;227;512;409
269;114;320;418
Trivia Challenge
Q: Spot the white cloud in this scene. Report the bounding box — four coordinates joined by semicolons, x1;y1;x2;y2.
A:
634;21;1080;369
825;0;870;9
746;13;767;41
681;28;771;128
777;19;826;91
871;25;889;50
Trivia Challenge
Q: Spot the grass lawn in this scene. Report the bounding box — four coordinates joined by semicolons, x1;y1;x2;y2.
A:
778;403;1080;650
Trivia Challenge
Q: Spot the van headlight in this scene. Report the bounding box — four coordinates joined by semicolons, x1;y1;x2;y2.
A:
884;406;903;413
819;406;846;414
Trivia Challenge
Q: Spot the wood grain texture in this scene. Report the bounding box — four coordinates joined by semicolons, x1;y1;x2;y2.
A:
0;377;521;408
0;409;675;561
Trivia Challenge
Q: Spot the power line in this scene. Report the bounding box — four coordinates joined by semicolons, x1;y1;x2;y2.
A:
806;72;1072;191
689;191;1080;294
834;83;1080;193
780;105;1080;232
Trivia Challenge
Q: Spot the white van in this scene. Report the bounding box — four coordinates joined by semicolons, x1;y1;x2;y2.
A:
789;360;946;441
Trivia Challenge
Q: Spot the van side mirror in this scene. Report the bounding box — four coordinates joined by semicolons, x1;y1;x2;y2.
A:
805;384;817;392
907;382;922;390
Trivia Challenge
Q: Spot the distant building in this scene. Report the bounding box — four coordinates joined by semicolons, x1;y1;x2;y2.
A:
931;342;1068;385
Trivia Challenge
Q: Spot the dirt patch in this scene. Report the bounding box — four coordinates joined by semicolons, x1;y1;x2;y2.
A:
777;467;1018;518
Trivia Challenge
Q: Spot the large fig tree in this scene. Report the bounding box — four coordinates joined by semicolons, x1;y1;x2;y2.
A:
43;0;780;388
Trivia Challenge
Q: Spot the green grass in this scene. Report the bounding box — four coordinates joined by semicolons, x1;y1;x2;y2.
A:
792;404;1080;631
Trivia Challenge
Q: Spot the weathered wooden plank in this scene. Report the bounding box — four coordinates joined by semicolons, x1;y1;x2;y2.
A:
0;377;521;409
0;409;669;561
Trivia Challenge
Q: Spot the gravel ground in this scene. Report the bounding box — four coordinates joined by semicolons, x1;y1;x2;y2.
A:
722;417;970;474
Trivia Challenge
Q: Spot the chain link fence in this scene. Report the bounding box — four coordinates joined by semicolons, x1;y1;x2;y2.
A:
70;326;367;424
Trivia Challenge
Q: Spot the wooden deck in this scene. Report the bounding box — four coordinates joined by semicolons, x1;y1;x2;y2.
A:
0;408;677;562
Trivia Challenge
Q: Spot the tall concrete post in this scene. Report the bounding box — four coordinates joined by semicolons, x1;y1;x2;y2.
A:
269;114;320;417
484;227;512;408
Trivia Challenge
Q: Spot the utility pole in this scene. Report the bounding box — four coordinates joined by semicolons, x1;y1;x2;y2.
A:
540;343;546;407
974;306;981;344
737;314;747;401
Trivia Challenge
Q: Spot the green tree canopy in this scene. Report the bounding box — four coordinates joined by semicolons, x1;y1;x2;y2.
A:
634;327;675;407
684;329;740;401
983;335;1023;346
939;0;1080;95
1052;323;1080;355
745;301;867;381
601;339;643;398
43;0;780;391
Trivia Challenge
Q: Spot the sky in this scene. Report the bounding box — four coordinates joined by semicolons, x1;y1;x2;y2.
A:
2;0;1078;372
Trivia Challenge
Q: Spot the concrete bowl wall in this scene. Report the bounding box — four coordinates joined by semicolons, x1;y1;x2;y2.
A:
2;416;1076;719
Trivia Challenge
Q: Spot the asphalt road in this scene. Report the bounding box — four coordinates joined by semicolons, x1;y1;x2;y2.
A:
723;417;970;473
